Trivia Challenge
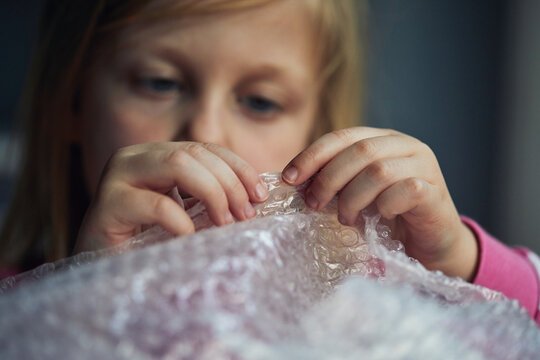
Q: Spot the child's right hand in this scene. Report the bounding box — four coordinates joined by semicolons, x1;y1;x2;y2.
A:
74;142;269;253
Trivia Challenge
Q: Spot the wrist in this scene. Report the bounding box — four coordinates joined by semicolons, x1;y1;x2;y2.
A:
439;222;480;281
419;222;479;281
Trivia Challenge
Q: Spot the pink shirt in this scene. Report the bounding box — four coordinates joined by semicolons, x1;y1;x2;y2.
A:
463;217;540;326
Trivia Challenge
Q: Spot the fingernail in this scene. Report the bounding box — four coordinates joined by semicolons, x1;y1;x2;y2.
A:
305;191;319;210
282;166;298;183
255;182;269;200
225;210;234;224
244;202;256;219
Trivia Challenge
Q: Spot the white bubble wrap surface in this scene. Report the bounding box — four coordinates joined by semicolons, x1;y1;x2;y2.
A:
0;173;539;359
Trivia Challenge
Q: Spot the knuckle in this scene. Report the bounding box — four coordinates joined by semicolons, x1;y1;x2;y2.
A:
299;145;320;165
183;142;207;158
352;139;376;159
365;161;391;182
165;149;191;168
112;144;142;162
330;128;355;143
405;178;425;198
115;145;134;158
104;145;144;177
227;178;248;199
106;149;128;169
201;142;221;153
236;161;257;181
152;196;172;219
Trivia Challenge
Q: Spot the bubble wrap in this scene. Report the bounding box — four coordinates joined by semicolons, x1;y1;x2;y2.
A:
0;173;539;359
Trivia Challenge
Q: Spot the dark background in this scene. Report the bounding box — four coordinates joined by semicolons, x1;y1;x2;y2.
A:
366;0;504;230
1;0;539;252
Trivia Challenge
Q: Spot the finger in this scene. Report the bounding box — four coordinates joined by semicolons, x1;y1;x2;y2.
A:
305;134;427;210
112;142;269;203
132;189;196;236
182;143;256;221
337;157;427;225
375;177;436;220
90;187;195;247
119;149;234;226
374;178;461;262
282;127;397;185
201;143;269;202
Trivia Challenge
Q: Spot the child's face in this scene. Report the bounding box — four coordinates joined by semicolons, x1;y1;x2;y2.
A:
77;0;319;194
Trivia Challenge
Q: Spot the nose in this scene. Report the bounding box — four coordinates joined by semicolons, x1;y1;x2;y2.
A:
185;99;229;147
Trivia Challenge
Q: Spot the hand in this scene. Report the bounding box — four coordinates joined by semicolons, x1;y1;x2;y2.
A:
74;142;269;253
282;127;479;281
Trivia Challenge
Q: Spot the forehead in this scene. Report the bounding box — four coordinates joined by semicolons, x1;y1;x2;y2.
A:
110;0;319;74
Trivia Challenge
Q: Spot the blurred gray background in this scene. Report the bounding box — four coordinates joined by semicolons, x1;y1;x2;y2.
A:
365;0;540;253
1;0;539;252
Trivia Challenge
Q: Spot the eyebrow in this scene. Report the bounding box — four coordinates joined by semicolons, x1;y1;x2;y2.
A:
149;46;197;76
146;45;310;91
237;64;309;89
240;65;287;80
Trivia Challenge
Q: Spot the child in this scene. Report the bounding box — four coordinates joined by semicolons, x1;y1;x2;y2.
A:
1;0;538;325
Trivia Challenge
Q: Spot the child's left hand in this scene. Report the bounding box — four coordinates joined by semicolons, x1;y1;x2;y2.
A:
282;126;479;281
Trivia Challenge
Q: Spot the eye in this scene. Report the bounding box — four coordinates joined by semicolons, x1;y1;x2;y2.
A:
138;77;185;96
238;96;281;115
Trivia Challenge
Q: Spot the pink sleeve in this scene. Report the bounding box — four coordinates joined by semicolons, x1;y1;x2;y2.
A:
0;268;19;280
461;216;540;326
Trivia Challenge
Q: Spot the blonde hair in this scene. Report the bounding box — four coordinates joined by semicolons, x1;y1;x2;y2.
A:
0;0;363;269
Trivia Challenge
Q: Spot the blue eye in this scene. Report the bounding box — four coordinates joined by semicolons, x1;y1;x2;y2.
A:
140;78;182;94
239;96;280;114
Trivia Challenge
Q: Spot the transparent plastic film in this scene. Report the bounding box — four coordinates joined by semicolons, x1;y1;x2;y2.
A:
0;173;538;359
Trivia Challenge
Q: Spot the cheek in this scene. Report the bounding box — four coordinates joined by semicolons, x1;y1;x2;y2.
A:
80;98;176;194
235;116;315;173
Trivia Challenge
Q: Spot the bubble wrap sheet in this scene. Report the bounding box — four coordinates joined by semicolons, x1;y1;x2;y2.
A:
0;173;539;359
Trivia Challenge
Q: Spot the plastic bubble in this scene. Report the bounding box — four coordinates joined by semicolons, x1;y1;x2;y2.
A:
0;173;538;359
